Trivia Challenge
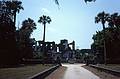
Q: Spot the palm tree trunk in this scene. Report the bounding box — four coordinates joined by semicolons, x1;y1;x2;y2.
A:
102;23;107;64
43;23;46;59
43;23;46;42
13;11;18;64
14;11;16;28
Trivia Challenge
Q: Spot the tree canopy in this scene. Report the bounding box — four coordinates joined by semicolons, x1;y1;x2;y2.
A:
92;12;120;63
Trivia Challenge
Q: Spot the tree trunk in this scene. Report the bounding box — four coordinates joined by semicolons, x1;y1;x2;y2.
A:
102;23;107;64
42;23;46;62
14;11;16;28
43;24;46;42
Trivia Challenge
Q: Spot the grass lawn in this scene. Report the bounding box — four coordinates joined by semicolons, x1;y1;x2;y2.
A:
96;64;120;71
0;64;53;79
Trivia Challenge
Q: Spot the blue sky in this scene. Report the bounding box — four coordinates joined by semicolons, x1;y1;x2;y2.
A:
17;0;120;49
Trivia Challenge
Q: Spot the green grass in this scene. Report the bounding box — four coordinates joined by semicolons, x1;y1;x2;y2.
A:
0;64;53;79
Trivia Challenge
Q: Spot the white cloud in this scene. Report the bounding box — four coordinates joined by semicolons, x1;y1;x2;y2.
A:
41;8;51;14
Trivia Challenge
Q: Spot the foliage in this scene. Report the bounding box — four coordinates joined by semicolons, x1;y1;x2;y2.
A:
17;18;36;59
38;15;52;58
0;0;54;65
0;0;23;65
92;12;120;63
84;0;96;3
54;0;59;5
0;0;23;26
38;15;51;25
95;11;110;29
38;15;51;41
20;18;36;38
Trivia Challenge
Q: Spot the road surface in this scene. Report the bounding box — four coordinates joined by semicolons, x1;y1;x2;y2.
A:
45;64;100;79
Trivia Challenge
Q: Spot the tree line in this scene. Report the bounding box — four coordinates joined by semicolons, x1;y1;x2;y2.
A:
92;11;120;64
0;0;53;66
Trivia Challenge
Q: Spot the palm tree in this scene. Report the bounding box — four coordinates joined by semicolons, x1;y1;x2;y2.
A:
19;18;36;59
0;1;24;65
95;11;109;30
20;18;36;38
108;13;120;29
38;15;51;59
95;11;109;64
5;0;24;27
54;0;59;5
38;15;51;42
84;0;96;3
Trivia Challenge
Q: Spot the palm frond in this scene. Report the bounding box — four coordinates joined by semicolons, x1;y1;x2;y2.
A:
84;0;96;3
54;0;59;6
